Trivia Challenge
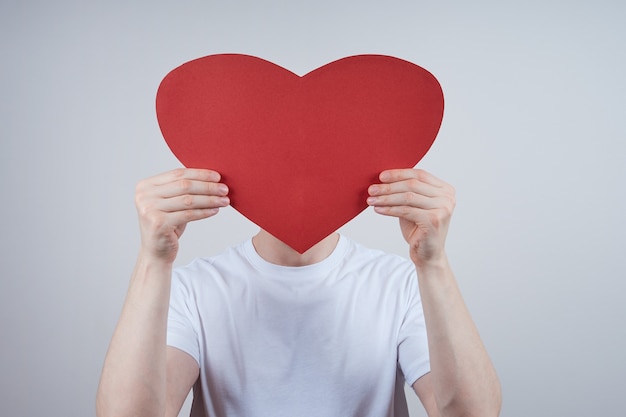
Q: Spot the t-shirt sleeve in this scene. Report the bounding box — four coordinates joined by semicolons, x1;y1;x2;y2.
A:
397;271;431;386
167;271;201;366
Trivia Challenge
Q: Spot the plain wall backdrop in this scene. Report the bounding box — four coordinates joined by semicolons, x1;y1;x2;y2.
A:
1;1;625;416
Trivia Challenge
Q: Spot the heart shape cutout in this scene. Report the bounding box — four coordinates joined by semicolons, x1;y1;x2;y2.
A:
156;54;444;253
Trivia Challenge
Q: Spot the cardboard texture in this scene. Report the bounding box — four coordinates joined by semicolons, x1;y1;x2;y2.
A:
156;54;444;253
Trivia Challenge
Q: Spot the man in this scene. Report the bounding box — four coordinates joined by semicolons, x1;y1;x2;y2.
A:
96;167;501;417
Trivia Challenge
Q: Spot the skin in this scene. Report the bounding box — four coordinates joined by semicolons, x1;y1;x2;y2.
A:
368;169;501;416
96;167;501;417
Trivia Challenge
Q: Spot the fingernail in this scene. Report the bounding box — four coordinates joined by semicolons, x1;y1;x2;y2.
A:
220;196;230;206
367;197;377;205
218;184;228;195
368;185;379;195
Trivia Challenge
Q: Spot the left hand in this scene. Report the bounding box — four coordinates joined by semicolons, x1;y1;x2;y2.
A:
367;169;456;268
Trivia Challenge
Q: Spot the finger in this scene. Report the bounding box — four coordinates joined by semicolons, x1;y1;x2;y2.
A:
156;179;229;199
149;168;222;186
166;207;222;224
367;192;443;210
158;195;230;212
372;204;430;223
368;178;440;198
379;169;446;188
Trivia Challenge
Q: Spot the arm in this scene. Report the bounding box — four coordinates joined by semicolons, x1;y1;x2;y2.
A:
368;169;501;417
96;168;229;417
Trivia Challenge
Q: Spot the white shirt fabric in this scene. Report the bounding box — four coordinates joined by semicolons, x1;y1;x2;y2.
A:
167;235;430;417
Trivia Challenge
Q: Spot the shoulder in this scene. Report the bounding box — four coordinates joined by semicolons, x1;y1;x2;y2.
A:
171;240;252;289
340;236;416;277
338;238;422;323
337;237;418;302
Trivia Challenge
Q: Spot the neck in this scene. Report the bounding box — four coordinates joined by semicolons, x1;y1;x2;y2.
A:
252;230;340;267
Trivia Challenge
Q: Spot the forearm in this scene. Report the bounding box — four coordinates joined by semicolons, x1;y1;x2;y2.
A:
96;254;173;417
416;256;501;417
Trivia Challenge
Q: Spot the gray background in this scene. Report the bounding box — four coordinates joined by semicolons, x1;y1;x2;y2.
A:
1;1;625;416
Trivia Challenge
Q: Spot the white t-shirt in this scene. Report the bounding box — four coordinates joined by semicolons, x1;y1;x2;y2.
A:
167;235;430;417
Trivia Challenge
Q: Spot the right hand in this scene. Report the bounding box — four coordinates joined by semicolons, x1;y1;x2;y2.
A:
134;168;229;264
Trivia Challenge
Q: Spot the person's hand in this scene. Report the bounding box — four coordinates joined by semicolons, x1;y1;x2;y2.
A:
367;169;455;268
134;168;229;265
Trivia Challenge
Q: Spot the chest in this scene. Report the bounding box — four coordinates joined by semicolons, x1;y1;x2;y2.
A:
196;276;405;387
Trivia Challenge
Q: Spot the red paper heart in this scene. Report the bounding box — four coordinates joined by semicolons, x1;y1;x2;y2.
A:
156;54;444;253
